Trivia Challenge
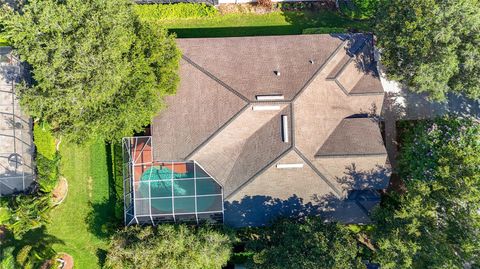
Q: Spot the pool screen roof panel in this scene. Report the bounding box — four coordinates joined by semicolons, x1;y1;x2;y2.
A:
123;137;224;225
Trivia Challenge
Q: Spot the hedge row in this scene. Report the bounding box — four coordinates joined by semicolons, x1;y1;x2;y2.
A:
134;3;218;20
33;123;60;193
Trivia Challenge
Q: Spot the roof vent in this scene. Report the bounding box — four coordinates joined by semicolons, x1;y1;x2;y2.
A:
281;115;289;143
309;59;315;64
276;163;304;169
274;70;281;76
252;105;281;111
256;94;284;101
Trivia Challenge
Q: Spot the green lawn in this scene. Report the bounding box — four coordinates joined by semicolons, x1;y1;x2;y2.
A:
43;140;120;268
141;10;371;38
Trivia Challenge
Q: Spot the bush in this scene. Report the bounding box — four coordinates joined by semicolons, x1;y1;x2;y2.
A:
33;123;59;193
36;153;60;193
33;123;56;160
340;0;379;20
135;3;218;20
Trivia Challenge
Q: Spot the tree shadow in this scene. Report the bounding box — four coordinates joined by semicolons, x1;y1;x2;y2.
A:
335;163;391;190
2;226;65;264
84;199;121;240
225;162;390;227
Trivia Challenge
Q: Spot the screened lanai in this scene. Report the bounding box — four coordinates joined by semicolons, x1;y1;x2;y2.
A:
123;136;224;226
0;48;35;197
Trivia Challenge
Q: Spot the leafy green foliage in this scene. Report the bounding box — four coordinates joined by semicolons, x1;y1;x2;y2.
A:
244;217;365;269
2;0;180;143
375;0;480;101
33;123;56;160
340;0;379;19
3;195;52;239
0;247;16;269
33;123;60;193
372;117;480;268
104;225;232;269
135;3;218;20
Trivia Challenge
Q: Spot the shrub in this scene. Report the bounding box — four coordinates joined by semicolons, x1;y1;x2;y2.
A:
33;123;59;193
135;3;218;21
33;123;56;161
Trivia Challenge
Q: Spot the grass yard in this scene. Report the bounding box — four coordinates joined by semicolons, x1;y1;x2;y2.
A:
140;10;372;38
43;140;121;268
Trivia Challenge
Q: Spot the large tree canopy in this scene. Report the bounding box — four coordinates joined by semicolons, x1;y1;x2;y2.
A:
244;217;365;269
375;0;480;101
2;0;180;143
104;225;232;269
372;117;480;268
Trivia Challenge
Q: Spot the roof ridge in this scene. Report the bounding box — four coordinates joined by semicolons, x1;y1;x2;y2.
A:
224;147;294;200
181;55;250;103
293;147;343;197
184;103;250;160
291;39;348;102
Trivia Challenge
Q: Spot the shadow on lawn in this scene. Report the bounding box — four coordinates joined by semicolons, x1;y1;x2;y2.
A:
84;143;124;240
169;10;371;38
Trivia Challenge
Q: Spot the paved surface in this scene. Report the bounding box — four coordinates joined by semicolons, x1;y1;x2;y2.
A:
379;64;480;170
0;47;34;196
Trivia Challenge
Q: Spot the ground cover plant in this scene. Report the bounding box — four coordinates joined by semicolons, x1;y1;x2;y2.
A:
1;0;180;143
136;4;371;38
372;116;480;268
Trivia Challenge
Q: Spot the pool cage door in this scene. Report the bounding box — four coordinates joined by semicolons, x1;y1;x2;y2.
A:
123;136;224;226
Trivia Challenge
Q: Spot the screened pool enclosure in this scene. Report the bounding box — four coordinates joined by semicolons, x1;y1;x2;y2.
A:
123;136;224;225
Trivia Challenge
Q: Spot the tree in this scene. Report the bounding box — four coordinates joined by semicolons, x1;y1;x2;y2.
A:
1;0;180;143
1;194;52;239
244;217;365;269
104;225;232;269
372;117;480;268
375;0;480;101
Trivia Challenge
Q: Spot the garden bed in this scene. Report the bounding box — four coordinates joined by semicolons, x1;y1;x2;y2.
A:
52;177;68;206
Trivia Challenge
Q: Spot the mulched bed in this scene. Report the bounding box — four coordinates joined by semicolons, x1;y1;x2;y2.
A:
52;177;68;206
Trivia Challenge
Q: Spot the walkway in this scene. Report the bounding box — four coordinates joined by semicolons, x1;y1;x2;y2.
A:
379;64;480;170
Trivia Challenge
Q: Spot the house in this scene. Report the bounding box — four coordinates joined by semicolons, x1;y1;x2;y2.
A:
0;47;35;197
122;34;391;227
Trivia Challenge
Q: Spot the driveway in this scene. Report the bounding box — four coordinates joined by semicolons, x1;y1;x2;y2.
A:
379;66;480;169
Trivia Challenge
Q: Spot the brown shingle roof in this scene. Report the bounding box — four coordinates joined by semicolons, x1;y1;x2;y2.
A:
177;35;344;101
315;118;387;157
151;34;390;226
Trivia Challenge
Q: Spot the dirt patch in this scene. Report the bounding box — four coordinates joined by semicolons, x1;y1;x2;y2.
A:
59;253;74;269
52;177;68;205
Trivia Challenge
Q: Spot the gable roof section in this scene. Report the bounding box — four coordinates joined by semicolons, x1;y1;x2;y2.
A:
152;58;247;160
191;104;292;196
315;118;387;157
177;35;344;101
